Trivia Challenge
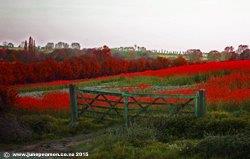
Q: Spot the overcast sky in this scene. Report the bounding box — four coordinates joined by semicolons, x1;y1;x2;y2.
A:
0;0;250;51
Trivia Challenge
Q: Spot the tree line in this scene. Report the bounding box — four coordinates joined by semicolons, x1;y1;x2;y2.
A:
184;46;250;62
0;46;187;85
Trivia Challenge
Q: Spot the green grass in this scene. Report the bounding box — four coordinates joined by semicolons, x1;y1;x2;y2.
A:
18;84;68;93
0;109;122;145
208;100;250;112
18;76;123;93
98;70;230;87
1;107;249;159
18;70;231;93
71;112;249;159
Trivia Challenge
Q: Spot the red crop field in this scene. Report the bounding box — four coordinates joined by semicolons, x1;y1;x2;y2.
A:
122;60;250;77
16;60;250;111
17;92;70;110
200;72;250;104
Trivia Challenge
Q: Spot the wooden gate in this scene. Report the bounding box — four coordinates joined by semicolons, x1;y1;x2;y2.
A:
69;85;206;127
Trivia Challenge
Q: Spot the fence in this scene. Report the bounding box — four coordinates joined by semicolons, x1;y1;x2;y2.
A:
69;85;206;127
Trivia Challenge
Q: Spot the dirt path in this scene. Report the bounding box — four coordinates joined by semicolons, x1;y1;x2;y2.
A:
18;128;109;152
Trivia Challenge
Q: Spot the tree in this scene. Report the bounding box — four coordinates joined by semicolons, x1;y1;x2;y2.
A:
55;42;69;49
207;50;221;61
0;45;189;85
33;40;36;52
24;41;28;51
224;46;234;53
28;37;36;53
185;49;203;62
45;42;55;51
237;45;248;54
7;43;14;48
64;43;69;49
240;49;250;60
28;37;33;52
222;46;238;60
102;45;111;56
71;42;81;50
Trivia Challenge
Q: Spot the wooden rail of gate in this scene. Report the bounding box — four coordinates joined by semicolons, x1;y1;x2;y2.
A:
69;85;206;127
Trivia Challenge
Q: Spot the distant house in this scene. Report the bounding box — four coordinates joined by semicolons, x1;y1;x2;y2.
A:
71;42;81;50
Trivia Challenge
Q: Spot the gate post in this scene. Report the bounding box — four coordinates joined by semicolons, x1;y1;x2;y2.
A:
195;89;206;117
69;84;78;123
123;94;129;128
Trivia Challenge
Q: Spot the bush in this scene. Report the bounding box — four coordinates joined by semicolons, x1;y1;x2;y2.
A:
208;101;250;112
69;117;104;134
0;86;18;112
105;125;157;147
137;142;182;159
172;56;187;66
123;125;157;147
0;113;32;144
138;114;249;142
20;114;59;135
19;114;100;137
192;134;250;159
89;141;136;159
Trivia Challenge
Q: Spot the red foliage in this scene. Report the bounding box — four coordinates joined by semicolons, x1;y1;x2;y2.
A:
16;60;250;110
171;56;188;66
17;92;69;111
199;72;250;104
0;47;187;85
124;60;250;77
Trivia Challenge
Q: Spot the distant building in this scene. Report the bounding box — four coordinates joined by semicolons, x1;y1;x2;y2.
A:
71;42;81;50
